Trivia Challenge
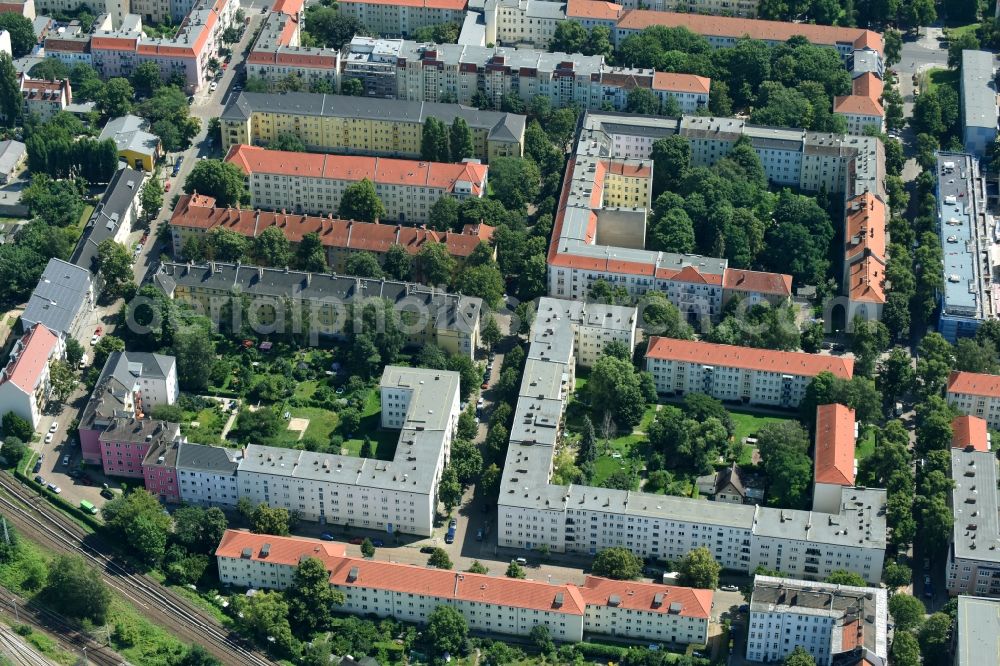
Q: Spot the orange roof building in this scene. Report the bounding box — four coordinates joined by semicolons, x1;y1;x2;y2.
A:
215;530;713;645
168;194;493;273
952;415;991;452
948;371;1000;431
813;404;857;512
0;324;61;429
834;73;885;134
645;336;852;409
225;145;488;225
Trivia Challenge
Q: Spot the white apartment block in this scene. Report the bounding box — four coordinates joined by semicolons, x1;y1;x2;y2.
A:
948;370;1000;430
0;324;63;429
216;530;714;645
947;447;1000;597
176;441;242;507
644;337;854;410
482;0;564;47
235;367;459;536
746;576;887;666
336;0;468;37
616;0;759;17
225;145;488;225
497;301;884;584
342;39;710;115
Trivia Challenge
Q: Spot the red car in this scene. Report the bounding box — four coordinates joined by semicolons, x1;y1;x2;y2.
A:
165;181;171;192
349;537;364;545
95;327;102;336
481;382;489;390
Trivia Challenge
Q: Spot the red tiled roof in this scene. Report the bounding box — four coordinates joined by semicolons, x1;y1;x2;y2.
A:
170;194;492;259
0;325;59;395
616;10;883;56
949;370;1000;398
814;404;856;486
44;38;89;53
271;0;304;15
833;94;884;117
844;193;886;263
645;336;854;379
847;256;885;304
226;145;488;195
216;529;346;564
723;269;792;297
951;415;990;451
580;576;711;619
91;36;139;50
652;72;711;95
605;160;652;178
566;0;622;21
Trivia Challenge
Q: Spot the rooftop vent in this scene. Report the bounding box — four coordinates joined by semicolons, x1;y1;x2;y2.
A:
260;543;271;558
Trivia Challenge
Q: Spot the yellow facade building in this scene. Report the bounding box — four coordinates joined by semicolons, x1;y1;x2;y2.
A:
220;92;525;162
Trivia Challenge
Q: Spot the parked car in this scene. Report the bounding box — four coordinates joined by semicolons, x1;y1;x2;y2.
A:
372;539;384;547
349;537;364;545
32;460;41;473
46;483;61;494
320;532;334;541
481;382;489;390
721;585;739;592
61;454;70;466
100;487;115;499
420;546;436;554
448;518;457;529
475;529;483;541
49;422;58;434
34;475;43;485
444;531;455;544
44;433;53;444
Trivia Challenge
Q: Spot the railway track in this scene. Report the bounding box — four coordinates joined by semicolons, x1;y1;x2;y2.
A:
0;625;54;666
0;593;126;666
0;473;274;666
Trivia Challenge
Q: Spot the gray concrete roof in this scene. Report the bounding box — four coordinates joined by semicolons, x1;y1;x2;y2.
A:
71;166;144;274
0;140;25;175
176;441;242;475
956;596;1000;666
951;448;1000;563
962;50;997;133
21;258;91;337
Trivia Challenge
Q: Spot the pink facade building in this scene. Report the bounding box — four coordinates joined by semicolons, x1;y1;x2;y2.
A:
142;439;181;503
98;418;180;478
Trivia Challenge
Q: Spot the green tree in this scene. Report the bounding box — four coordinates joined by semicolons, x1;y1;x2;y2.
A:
173;325;215;392
0;14;35;57
678;546;721;589
338;178;385;222
850;317;890;377
625;87;660;115
0;53;22;127
268;132;307;152
183;160;248;208
883;560;912;589
95;239;134;299
455;263;504;307
421;117;450;162
172;506;228;555
890;631;920;666
250;503;290;536
481;314;502;348
589;354;648;429
591;547;642;580
102;489;172;563
505;561;526;578
97;77;134;117
650;136;691;196
47;360;76;403
1;437;27;468
344;251;384;279
888;593;926;632
28;58;69;81
426;605;468;656
384;243;412;280
450;118;474;162
415;241;456;285
233;590;295;656
917;612;953;666
450;439;483;486
428;196;461;232
141;174;164;219
489;158;540;210
550;21;588;53
467;560;489;574
340;77;364;96
254;226;292;267
131;61;163;98
825;570;867;586
782;647;816;666
43;555;112;623
757;421;812;509
428;547;453;569
360;538;375;558
302;7;362;49
438;465;462;512
295;231;328;273
286;556;344;636
92;334;125;369
0;413;31;446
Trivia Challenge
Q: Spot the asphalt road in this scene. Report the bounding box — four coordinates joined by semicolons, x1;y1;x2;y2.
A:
896;27;949;182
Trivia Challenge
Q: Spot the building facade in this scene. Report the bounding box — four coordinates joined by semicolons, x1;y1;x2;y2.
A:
955;596;1000;666
746;575;887;666
960;50;998;157
644;337;854;409
99;418;181;478
947;370;1000;430
948;446;1000;597
216;530;714;645
235;367;459;535
167;194;495;276
219;92;525;161
18;74;71;120
812;404;857;514
20;258;94;341
225;145;489;225
176;441;242;507
71;167;146;279
336;0;467;37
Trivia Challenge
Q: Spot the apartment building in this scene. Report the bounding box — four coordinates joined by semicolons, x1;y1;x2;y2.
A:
643;337;854;409
955;596;1000;666
947;446;1000;597
236;367;460;535
167;194;495;275
219;92;525;161
225;145;489;225
246;0;343;89
18;74;71;120
20;259;94;341
812;404;857;514
338;0;466;36
0;0;35;19
142;438;180;502
746;575;887;666
154;262;482;359
99;418;181;478
77;351;178;464
98;115;162;171
0;325;63;429
481;0;565;47
936;153;996;342
71;167;146;278
340;38;711;115
216;530;713;645
843;192;886;329
948;371;1000;430
498;301;884;583
546;112;882;323
833;72;884;135
617;0;758;16
176;441;242;507
961;50;998;156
